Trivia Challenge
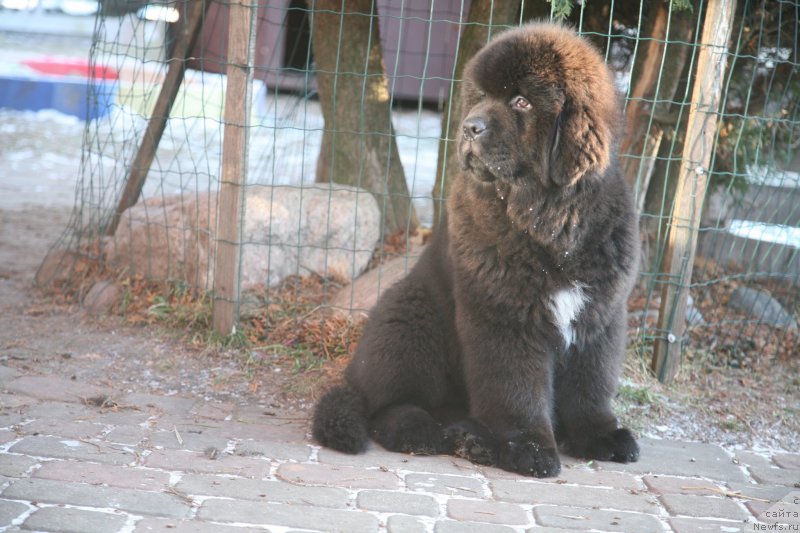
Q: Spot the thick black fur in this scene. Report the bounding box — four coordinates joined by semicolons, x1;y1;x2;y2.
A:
312;23;640;477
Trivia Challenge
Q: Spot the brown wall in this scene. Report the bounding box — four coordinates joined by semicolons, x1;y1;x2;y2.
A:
185;0;471;104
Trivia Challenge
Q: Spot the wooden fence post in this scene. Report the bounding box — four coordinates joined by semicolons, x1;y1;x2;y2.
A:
651;0;737;382
212;0;258;335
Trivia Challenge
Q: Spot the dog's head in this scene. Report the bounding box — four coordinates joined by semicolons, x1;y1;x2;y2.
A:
458;23;618;188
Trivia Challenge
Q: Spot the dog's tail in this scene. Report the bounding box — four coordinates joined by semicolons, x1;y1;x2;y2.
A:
312;384;369;454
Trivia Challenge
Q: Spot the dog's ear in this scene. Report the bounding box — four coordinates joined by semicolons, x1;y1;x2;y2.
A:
548;96;611;186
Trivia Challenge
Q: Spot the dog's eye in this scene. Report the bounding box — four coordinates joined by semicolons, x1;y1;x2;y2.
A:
511;96;531;111
511;96;531;110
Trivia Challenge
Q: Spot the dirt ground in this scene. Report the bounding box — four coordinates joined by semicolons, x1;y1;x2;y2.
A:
0;207;313;414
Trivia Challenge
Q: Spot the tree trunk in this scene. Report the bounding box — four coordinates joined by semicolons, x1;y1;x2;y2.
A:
619;1;697;274
311;0;418;234
431;0;520;226
621;1;696;210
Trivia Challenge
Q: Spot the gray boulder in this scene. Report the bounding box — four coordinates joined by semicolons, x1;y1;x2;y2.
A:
331;247;422;317
83;280;122;314
728;287;797;330
685;295;705;326
104;184;381;289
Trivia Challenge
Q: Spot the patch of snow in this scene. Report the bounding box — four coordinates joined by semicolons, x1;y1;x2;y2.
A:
746;164;800;188
728;220;800;248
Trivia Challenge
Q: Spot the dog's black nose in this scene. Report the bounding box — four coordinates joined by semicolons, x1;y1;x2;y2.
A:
462;116;487;140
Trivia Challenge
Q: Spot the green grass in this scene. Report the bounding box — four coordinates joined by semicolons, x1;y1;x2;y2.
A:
617;383;656;405
720;419;744;432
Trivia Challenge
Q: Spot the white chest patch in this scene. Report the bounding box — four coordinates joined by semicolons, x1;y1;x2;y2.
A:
549;284;589;348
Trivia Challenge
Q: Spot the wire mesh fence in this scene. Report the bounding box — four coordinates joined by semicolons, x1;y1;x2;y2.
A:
40;0;798;381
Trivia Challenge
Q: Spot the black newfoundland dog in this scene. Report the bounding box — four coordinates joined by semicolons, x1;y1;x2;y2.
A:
312;22;640;477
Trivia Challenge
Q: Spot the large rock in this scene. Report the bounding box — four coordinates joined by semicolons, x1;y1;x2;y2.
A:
331;251;421;318
685;295;705;327
83;280;122;314
104;185;381;289
728;287;797;330
35;249;86;287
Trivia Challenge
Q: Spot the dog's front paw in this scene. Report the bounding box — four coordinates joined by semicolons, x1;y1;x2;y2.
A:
498;438;561;478
577;427;639;463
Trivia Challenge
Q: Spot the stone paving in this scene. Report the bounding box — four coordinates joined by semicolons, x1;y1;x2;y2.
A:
0;366;798;532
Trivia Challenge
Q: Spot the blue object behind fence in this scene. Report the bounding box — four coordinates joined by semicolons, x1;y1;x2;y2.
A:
0;59;117;120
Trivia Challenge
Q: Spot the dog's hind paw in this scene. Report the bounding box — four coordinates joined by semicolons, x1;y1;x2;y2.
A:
312;385;369;454
370;404;448;456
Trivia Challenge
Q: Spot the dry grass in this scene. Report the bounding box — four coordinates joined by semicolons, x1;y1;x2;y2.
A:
365;226;431;271
243;275;364;378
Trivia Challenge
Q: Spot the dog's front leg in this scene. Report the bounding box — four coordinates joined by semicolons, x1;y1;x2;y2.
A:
457;315;561;477
553;311;639;464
